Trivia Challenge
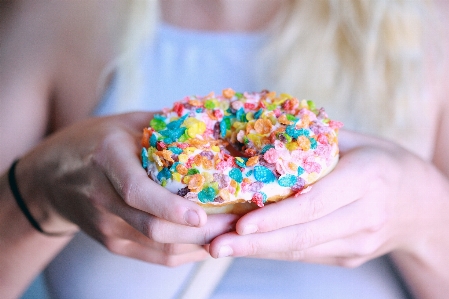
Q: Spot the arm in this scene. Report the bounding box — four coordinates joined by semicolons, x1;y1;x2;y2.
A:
0;2;238;298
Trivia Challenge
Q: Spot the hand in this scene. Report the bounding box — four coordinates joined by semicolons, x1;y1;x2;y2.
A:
16;112;239;266
208;130;445;267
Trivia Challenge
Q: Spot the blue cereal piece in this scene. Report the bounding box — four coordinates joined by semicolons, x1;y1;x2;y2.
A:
150;134;157;147
220;120;227;138
141;148;148;168
198;187;217;203
235;157;248;168
167;114;189;130
297;166;305;176
285;125;309;138
309;137;317;149
278;174;297;187
254;166;276;183
254;108;263;119
229;168;243;183
157;167;172;182
168;147;183;155
170;162;180;172
261;144;275;154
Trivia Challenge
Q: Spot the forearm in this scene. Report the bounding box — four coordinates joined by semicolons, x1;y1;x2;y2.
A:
390;167;449;299
0;171;73;299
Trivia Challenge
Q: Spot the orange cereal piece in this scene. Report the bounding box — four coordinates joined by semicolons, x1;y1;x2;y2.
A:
288;162;298;172
246;156;259;167
278;114;292;125
266;91;276;100
176;164;188;175
298;115;311;128
194;155;203;167
162;150;174;162
230;180;237;189
242;178;252;184
246;121;255;134
188;174;205;191
254;119;273;135
297;136;311;151
141;128;152;148
202;156;213;169
222;88;235;99
189;99;203;107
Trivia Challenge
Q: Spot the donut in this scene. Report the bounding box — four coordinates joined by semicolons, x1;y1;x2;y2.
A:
141;89;343;214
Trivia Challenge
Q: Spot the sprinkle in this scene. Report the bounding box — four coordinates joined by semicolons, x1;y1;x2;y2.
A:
222;88;235;99
254;119;273;134
187;168;200;175
254;109;263;119
188;173;205;191
235;157;248;168
157;168;171;182
229;168;243;183
246;156;259;167
263;148;279;164
278;174;297;187
286;126;309;138
251;192;265;207
167;114;189;130
254;165;276;183
150;117;167;131
150;134;157;147
141;148;148;168
198;187;217;203
261;144;275;154
177;186;189;197
236;107;246;122
204;99;216;109
168;147;183;155
220;120;227;138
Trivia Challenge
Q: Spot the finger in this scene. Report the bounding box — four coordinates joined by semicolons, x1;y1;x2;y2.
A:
210;198;380;258
94;212;206;255
117;206;239;244
235;149;377;235
93;120;208;227
104;238;210;267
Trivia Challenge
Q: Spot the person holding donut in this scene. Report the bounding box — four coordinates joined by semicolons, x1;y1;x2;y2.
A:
1;1;449;298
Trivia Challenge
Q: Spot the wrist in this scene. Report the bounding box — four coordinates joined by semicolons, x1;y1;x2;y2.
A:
12;157;78;236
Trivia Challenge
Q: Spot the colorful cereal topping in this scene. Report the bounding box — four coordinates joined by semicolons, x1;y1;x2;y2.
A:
142;89;342;208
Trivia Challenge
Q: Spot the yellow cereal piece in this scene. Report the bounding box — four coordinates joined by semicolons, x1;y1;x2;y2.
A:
308;172;319;183
152;153;163;167
247;134;263;148
183;117;198;127
184;147;197;154
219;188;231;201
172;173;181;182
178;154;188;163
203;172;213;183
156;164;163;172
246;112;254;121
187;122;206;137
211;145;220;152
300;99;309;109
286;142;299;151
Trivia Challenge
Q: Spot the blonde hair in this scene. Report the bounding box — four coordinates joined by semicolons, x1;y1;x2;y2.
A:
111;0;437;145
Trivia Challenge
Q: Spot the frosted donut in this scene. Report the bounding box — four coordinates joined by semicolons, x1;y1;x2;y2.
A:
141;89;343;214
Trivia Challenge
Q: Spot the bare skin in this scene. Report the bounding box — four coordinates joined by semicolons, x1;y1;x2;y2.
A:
1;1;448;298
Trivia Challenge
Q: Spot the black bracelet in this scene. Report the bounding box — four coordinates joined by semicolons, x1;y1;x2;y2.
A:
8;159;74;237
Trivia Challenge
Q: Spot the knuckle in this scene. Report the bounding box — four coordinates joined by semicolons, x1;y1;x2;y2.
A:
291;227;315;250
146;219;167;243
335;257;364;269
289;250;306;261
158;254;180;267
104;239;126;256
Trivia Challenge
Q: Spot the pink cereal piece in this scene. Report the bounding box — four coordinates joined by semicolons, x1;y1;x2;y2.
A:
263;148;279;164
251;193;264;207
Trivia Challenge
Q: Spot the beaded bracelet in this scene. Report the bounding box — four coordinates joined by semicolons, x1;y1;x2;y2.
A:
8;159;74;237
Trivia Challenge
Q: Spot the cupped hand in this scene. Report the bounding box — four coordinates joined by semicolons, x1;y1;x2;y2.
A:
17;112;239;266
208;130;440;267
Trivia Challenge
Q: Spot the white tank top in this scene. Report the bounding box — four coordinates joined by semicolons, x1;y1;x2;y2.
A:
44;22;410;299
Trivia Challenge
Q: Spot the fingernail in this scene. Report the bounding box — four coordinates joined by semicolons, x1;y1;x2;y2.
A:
241;224;258;235
217;245;233;258
184;210;200;226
